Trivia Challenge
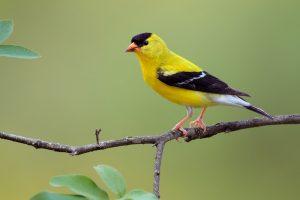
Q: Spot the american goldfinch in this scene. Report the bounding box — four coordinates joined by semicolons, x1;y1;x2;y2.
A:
126;32;272;136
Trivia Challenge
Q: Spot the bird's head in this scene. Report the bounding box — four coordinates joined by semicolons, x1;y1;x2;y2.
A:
126;32;169;61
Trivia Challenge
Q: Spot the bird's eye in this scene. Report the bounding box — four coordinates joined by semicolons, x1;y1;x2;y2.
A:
144;40;149;46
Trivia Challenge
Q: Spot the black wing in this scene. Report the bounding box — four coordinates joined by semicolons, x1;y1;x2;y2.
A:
157;69;250;96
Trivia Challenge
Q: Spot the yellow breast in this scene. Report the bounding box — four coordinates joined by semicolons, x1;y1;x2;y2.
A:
140;62;215;108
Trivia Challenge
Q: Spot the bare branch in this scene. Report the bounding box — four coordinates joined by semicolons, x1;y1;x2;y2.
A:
0;131;159;155
153;141;166;198
1;115;298;154
185;114;300;142
1;114;299;199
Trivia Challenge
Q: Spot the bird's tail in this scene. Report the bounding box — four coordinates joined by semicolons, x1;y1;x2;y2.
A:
244;105;273;119
209;94;273;119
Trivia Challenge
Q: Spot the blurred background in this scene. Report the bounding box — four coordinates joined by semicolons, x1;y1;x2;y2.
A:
0;0;299;199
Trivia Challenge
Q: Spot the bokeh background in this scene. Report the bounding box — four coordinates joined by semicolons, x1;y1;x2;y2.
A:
1;0;300;199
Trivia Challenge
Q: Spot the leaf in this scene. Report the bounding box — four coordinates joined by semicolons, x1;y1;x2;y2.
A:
30;192;88;200
0;45;40;59
94;165;126;197
118;190;158;200
50;175;109;200
0;20;13;43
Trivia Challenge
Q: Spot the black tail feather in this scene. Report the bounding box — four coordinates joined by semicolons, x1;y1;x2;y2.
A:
244;105;273;119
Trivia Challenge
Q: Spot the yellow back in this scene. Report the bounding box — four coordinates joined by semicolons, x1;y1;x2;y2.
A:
135;33;202;78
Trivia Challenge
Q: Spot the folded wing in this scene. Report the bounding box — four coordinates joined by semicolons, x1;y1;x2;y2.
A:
157;69;250;97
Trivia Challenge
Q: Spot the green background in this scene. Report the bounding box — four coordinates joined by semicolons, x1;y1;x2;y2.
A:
1;0;299;199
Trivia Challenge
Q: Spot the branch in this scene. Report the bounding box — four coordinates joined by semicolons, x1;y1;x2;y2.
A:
1;115;298;154
185;114;300;141
1;114;300;198
153;141;166;198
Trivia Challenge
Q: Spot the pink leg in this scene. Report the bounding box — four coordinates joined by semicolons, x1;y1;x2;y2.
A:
172;106;193;137
189;107;207;132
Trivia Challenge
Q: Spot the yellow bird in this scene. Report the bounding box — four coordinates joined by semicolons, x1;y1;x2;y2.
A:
126;32;272;136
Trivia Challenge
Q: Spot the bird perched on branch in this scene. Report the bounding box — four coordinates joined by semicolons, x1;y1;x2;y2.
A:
126;32;272;136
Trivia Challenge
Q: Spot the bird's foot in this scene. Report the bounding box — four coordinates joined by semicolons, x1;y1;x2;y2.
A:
189;119;206;132
172;125;188;138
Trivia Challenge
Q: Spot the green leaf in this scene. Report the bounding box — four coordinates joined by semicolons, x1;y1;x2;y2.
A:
30;192;88;200
0;20;13;43
118;190;158;200
50;175;109;200
94;165;126;197
0;45;40;59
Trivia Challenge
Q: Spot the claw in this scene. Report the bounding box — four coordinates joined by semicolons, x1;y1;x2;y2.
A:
171;106;193;141
190;107;207;132
178;127;188;137
189;119;206;132
172;126;188;138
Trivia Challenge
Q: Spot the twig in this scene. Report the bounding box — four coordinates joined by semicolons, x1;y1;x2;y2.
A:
153;141;166;198
1;114;300;198
95;128;101;145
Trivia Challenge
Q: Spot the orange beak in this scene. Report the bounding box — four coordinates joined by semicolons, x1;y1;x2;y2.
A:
126;42;139;52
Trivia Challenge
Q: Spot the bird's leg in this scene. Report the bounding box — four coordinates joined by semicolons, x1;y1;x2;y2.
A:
190;107;207;132
172;106;193;137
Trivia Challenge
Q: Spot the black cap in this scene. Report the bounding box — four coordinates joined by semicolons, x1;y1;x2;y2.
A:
131;32;152;47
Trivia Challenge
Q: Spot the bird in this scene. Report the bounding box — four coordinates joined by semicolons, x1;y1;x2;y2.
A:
126;32;272;136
